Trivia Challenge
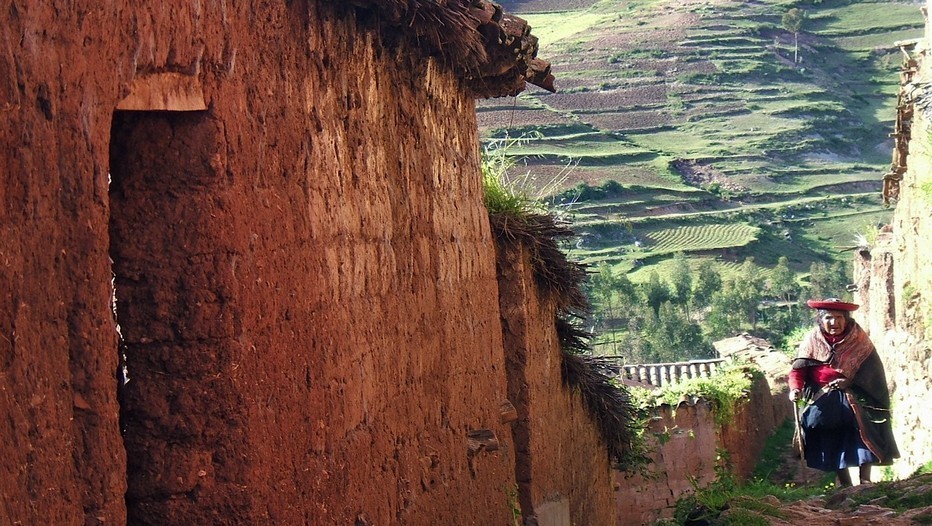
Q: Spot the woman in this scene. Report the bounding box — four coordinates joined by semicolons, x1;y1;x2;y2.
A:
788;298;899;486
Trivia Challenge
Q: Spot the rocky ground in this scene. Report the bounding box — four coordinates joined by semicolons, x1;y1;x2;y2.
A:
712;424;932;524
681;462;932;525
762;473;932;525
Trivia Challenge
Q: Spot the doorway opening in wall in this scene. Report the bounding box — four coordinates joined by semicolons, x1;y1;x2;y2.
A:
108;108;214;519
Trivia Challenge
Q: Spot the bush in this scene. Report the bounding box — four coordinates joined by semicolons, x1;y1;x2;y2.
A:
628;363;757;426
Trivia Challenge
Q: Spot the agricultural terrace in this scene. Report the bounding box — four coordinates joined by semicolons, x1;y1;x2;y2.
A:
483;0;923;284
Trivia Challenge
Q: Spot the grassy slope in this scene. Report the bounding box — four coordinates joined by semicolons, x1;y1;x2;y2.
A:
480;0;924;282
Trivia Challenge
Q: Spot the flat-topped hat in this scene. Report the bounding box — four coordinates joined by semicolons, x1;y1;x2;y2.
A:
806;298;859;311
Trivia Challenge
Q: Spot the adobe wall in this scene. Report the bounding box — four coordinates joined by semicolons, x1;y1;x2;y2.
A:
853;8;932;479
720;373;791;481
614;374;784;525
1;2;522;524
495;242;615;526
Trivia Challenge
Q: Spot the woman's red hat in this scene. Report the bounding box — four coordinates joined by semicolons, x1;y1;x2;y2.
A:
806;298;859;311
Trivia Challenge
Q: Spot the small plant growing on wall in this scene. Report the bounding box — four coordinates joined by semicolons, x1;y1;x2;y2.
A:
481;133;575;220
482;139;649;472
626;363;758;426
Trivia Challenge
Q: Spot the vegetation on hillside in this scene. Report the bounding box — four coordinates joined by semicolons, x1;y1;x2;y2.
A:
586;251;849;360
479;0;923;360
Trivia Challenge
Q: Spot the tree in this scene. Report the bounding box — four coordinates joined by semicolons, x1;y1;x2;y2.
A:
733;258;765;329
615;271;638;305
669;252;693;316
618;312;655;363
590;263;620;354
808;260;850;300
768;256;799;302
762;305;808;344
646;302;715;362
643;271;671;316
692;260;722;309
705;284;745;340
782;8;807;65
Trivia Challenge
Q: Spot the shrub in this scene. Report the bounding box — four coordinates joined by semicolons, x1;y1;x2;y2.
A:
628;363;758;426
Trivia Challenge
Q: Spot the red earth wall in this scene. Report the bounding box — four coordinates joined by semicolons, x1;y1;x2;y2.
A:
614;374;788;525
495;242;616;526
0;2;540;524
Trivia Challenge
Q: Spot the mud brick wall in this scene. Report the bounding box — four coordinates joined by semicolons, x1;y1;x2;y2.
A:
1;2;130;523
495;242;616;526
615;402;719;526
720;373;791;481
1;2;522;524
614;374;783;525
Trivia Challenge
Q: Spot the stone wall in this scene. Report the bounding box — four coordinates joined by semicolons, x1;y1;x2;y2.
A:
853;5;932;479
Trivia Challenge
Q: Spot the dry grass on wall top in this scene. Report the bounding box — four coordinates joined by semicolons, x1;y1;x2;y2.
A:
488;207;647;471
349;0;487;67
556;315;646;469
489;212;588;312
561;350;649;470
344;0;554;96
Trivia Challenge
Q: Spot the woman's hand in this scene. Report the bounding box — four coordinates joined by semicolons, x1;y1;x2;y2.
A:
789;389;801;401
828;377;850;390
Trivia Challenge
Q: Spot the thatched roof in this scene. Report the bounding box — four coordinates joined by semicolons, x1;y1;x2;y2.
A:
345;0;555;98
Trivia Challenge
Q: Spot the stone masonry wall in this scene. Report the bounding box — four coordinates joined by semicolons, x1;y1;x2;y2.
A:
853;41;932;479
1;2;524;524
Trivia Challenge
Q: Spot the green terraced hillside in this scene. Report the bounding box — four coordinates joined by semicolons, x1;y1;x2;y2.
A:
481;0;925;283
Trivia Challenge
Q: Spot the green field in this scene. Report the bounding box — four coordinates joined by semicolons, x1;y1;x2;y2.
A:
482;0;921;283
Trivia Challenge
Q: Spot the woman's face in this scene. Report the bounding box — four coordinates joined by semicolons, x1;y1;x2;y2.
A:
819;310;848;336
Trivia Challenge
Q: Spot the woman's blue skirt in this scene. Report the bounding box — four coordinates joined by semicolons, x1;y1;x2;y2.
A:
799;389;879;471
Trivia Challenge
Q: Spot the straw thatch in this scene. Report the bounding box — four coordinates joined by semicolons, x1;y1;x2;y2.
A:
489;212;587;312
344;0;555;97
561;349;646;469
490;210;645;469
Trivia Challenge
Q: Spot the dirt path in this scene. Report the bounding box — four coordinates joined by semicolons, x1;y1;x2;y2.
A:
743;444;932;525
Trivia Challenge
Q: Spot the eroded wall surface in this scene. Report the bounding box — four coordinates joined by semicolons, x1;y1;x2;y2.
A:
495;242;616;526
2;2;520;524
854;53;932;479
